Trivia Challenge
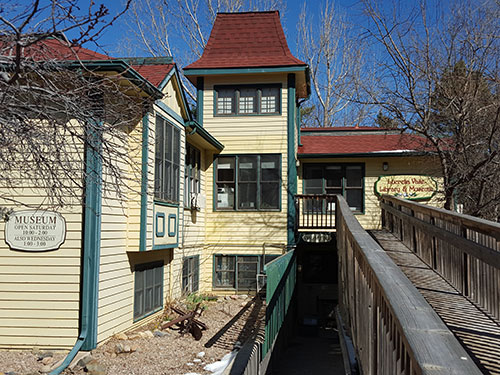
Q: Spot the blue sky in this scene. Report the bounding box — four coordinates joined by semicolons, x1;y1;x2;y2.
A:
74;0;365;58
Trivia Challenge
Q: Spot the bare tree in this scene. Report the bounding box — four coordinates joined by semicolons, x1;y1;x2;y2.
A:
298;1;367;127
0;1;154;213
359;0;500;219
126;0;287;101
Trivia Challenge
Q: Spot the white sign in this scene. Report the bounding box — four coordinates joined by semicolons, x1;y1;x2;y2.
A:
4;210;66;251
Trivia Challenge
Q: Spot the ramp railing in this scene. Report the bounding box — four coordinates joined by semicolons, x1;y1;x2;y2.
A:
380;195;500;322
262;250;296;358
336;195;481;374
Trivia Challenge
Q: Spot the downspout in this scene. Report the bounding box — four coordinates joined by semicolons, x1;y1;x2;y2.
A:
139;114;149;251
287;74;297;248
50;122;103;374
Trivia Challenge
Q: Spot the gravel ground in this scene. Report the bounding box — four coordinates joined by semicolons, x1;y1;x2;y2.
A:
0;294;266;375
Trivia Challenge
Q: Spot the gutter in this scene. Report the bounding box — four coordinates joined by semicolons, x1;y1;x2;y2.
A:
50;123;103;374
185;120;224;151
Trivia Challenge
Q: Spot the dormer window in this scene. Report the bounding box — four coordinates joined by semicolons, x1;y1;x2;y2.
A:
214;84;281;116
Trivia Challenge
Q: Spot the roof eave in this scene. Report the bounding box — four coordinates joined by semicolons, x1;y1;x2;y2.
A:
63;59;164;99
185;120;224;151
298;151;434;159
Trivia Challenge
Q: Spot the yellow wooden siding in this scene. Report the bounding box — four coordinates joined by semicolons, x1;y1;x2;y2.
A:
202;74;289;251
0;199;83;349
298;156;444;230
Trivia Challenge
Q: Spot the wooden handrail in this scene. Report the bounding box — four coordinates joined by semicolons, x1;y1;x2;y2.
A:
295;194;336;230
380;194;500;322
336;195;480;374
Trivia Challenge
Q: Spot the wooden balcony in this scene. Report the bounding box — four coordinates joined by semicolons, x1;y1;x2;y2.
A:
295;194;336;231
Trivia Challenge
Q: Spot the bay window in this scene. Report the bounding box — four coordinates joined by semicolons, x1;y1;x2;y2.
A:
154;115;180;202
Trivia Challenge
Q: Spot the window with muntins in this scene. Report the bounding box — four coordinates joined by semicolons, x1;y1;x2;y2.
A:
214;254;279;291
184;143;201;208
215;154;281;210
303;164;364;213
134;261;163;320
182;255;199;294
154;115;180;203
214;85;280;116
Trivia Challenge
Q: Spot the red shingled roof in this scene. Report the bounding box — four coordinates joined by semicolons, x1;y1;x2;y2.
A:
299;133;435;155
2;37;176;88
184;11;306;70
6;37;112;61
131;64;174;87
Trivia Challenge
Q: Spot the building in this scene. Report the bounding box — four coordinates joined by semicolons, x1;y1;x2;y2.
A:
0;12;442;352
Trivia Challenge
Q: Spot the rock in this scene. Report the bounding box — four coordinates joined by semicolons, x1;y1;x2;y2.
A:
186;362;194;366
64;351;93;370
154;330;167;337
38;351;54;361
230;295;238;300
240;301;247;307
143;330;154;338
75;353;93;368
130;345;138;352
115;332;128;340
240;294;248;299
128;333;141;340
111;353;117;358
193;358;202;363
123;345;131;353
40;365;52;373
41;356;54;365
197;351;205;358
85;359;107;375
115;343;125;354
224;296;231;300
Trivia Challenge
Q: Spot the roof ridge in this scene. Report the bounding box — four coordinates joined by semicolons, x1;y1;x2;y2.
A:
217;10;279;15
120;56;173;65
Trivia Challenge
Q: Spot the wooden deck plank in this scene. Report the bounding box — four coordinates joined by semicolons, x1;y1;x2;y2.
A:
371;230;500;375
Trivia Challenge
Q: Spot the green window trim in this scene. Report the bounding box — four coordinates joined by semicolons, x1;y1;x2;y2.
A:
133;261;164;321
154;114;181;204
214;154;282;212
302;163;366;214
212;254;280;291
184;143;201;209
182;255;200;295
213;84;282;117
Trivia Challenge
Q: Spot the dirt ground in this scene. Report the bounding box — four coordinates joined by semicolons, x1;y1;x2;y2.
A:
0;294;266;375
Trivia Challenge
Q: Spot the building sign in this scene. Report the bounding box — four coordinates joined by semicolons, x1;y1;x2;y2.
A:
375;175;437;200
4;210;66;251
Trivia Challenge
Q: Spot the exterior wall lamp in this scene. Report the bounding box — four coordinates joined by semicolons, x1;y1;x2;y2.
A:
382;162;389;171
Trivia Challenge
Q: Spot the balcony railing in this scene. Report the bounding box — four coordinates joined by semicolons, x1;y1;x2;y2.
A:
295;194;336;230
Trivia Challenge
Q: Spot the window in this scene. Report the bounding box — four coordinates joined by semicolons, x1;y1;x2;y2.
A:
182;255;200;294
214;85;280;116
214;254;279;291
184;144;201;208
134;261;163;320
303;164;364;212
215;154;281;210
154;116;180;202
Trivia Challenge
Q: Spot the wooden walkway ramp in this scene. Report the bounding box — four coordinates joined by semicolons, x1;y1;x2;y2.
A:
371;230;500;374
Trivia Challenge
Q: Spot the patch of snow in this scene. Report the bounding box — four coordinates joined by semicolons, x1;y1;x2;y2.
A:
204;351;237;375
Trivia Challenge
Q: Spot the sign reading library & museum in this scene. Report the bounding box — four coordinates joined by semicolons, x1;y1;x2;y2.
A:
375;175;437;200
4;210;66;251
